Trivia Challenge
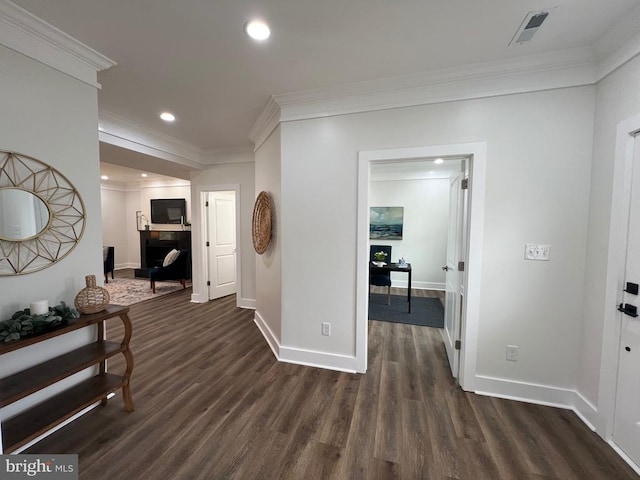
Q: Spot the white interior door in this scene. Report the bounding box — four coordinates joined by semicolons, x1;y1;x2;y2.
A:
443;171;465;377
613;133;640;466
207;191;237;300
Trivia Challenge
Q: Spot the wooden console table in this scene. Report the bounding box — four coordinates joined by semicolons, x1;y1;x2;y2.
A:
0;304;134;453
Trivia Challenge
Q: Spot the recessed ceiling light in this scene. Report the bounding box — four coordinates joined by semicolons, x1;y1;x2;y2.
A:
141;173;148;177
101;175;109;180
244;20;270;40
160;112;175;122
434;158;444;164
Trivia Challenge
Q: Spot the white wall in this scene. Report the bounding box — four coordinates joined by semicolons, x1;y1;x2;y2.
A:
190;159;256;306
580;54;640;428
140;181;191;231
100;179;191;270
125;189;142;266
0;45;103;451
254;126;282;345
100;185;130;269
275;86;595;382
370;178;449;289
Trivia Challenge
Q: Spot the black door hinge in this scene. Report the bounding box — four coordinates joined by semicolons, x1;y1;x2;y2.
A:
455;340;461;350
618;303;638;318
461;178;469;190
458;261;465;272
206;241;210;247
205;201;209;207
207;281;210;286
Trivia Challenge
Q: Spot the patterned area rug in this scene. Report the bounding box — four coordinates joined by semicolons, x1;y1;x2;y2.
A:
103;277;189;306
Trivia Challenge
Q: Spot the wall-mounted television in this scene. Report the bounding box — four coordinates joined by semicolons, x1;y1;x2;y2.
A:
150;198;186;224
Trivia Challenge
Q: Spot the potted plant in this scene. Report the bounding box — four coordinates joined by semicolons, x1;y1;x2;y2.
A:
373;251;388;266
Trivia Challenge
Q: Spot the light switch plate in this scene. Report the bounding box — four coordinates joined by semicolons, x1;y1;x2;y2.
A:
525;243;550;261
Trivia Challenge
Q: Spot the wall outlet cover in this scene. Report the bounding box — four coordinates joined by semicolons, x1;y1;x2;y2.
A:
506;345;519;361
321;322;331;336
524;243;550;261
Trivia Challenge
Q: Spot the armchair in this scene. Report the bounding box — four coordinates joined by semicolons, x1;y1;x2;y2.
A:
149;250;190;294
103;246;115;284
370;245;392;305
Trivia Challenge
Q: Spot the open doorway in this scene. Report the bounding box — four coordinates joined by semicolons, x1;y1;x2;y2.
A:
193;185;243;307
356;143;486;390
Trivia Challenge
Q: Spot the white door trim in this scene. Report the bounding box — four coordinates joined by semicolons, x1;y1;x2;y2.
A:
191;183;242;308
599;114;640;442
356;142;486;390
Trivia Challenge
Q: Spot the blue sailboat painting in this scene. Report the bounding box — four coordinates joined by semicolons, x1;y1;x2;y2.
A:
370;207;404;240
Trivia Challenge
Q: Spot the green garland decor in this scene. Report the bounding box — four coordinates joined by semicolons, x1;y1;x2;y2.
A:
0;302;79;343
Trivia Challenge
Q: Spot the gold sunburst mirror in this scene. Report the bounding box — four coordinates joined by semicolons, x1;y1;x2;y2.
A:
0;151;86;275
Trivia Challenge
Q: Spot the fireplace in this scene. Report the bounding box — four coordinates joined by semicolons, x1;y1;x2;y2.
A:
135;230;192;278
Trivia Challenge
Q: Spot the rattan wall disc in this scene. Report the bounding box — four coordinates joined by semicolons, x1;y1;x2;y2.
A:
252;191;272;254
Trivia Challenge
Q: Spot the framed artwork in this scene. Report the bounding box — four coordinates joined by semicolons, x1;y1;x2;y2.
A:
370;207;404;240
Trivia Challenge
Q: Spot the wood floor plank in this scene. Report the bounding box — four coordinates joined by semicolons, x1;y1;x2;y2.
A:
19;276;638;479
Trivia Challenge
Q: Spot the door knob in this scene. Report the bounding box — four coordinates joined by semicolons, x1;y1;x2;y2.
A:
442;266;450;271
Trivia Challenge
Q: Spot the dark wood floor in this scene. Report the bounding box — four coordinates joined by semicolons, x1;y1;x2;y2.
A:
24;285;637;479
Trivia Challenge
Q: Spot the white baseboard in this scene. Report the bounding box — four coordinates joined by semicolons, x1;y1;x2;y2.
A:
11;401;102;454
571;390;598;431
475;374;575;408
238;298;256;309
475;375;598;432
254;310;280;360
608;440;640;476
253;310;358;373
391;280;445;290
279;346;357;373
475;375;640;473
190;294;255;306
115;262;139;270
190;293;208;303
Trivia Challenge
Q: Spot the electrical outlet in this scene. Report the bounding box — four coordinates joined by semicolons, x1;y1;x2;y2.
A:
321;322;331;336
524;243;550;261
506;345;519;361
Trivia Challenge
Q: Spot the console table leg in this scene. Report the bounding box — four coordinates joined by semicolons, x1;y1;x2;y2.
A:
122;383;135;412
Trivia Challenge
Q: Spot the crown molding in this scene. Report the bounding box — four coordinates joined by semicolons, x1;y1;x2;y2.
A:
595;30;640;81
99;110;205;169
201;145;255;165
0;0;116;88
249;48;596;148
100;182;139;193
249;96;281;150
275;48;596;123
99;111;256;167
593;2;640;81
594;8;640;82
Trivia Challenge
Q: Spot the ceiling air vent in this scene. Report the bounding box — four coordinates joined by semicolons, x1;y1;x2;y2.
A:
509;10;552;45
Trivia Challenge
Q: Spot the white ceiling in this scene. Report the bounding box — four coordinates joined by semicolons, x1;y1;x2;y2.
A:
371;158;463;181
11;0;640;155
99;160;184;185
98;142;196;182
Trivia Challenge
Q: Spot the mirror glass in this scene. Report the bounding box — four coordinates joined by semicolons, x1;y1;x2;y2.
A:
0;188;50;240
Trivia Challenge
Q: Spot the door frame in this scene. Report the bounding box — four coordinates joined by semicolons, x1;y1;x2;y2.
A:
599;114;640;455
205;190;238;300
191;183;242;307
356;142;486;391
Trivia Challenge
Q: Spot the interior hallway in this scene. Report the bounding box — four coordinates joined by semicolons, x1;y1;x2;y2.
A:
25;289;637;479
